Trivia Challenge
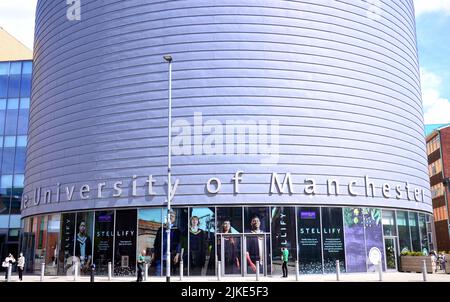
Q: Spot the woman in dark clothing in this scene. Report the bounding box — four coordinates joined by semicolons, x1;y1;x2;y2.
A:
189;216;206;275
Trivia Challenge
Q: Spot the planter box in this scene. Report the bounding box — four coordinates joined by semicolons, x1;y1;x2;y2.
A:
400;256;435;273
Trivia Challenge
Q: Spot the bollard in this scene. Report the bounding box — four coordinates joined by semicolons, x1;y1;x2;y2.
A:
180;260;184;281
256;261;260;281
336;260;340;281
108;262;112;281
144;263;149;281
295;260;299;281
90;264;95;282
217;260;222;281
73;261;79;281
6;263;12;282
378;261;383;281
40;262;45;282
422;260;427;282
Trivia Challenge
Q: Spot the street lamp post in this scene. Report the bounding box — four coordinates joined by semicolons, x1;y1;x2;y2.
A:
163;55;173;283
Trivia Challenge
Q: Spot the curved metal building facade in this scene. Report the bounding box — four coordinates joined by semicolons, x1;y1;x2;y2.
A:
23;0;430;216
19;0;436;277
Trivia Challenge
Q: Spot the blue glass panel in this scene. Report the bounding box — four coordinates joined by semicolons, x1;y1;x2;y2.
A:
0;110;5;134
0;175;13;188
0;99;6;110
0;62;9;75
13;174;24;188
7;75;21;97
22;61;32;74
14;148;26;173
9;62;21;74
7;98;19;109
0;75;8;98
20;73;31;97
16;136;27;147
4;136;16;147
17;110;28;135
19;98;30;109
1;148;15;173
5;109;18;135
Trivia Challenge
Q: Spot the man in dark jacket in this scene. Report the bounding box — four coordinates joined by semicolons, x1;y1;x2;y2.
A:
75;220;92;273
153;211;181;276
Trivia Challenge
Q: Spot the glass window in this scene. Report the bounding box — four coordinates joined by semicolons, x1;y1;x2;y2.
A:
13;174;24;188
322;207;345;273
4;136;16;147
58;213;76;274
20;73;31;97
1;175;13;188
14;148;26;173
409;212;421;252
0;99;6;110
5;108;18;135
19;98;30;109
34;216;48;273
0;62;9;75
137;208;162;276
244;207;269;233
17;110;29;135
76;212;94;275
22;61;32;74
0;75;7;98
271;207;296;276
93;211;114;275
343;208;366;272
419;213;429;254
382;210;396;236
2;148;15;174
9;62;21;75
297;207;322;274
7;75;21;97
397;211;412;253
363;208;384;272
45;214;60;275
0;110;5;134
7;98;19;109
217;207;242;233
17;136;27;147
114;210;137;277
188;207;215;276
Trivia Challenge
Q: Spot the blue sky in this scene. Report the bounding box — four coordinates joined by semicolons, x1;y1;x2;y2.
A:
0;0;449;124
415;1;450;124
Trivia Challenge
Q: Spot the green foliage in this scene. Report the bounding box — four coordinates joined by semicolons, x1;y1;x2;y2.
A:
401;251;425;256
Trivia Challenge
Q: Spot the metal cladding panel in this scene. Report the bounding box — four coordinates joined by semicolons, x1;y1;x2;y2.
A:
23;0;431;217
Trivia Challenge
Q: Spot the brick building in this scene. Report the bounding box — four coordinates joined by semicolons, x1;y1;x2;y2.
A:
426;124;450;251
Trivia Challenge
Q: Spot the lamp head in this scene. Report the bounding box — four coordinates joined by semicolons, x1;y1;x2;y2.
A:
163;55;173;62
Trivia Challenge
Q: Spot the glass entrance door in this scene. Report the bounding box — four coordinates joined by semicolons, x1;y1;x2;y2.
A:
219;234;242;276
384;237;398;271
243;234;267;276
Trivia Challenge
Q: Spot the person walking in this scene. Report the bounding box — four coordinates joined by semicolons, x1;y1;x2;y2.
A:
137;250;146;282
17;253;25;281
281;247;289;278
3;253;16;280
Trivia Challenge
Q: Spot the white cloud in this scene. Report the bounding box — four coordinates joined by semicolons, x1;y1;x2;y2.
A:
0;0;38;50
421;69;450;124
414;0;450;17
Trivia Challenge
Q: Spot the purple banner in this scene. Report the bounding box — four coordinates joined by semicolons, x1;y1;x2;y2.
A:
343;208;367;272
363;208;385;272
300;211;316;219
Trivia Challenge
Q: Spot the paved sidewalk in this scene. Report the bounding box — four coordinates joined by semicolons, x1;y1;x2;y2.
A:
3;271;450;282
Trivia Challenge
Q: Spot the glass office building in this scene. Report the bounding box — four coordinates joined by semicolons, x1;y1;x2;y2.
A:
21;0;433;276
0;60;32;261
